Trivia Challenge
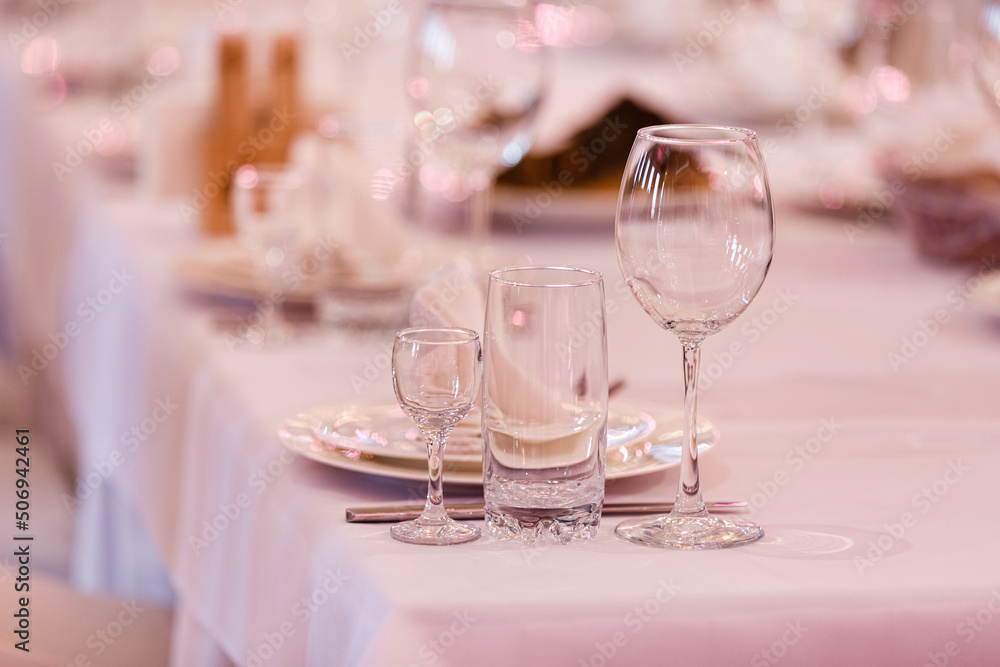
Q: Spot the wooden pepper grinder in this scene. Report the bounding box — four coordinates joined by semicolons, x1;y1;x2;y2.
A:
255;34;301;165
200;35;252;236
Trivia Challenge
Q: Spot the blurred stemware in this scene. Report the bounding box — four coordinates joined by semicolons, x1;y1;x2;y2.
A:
231;163;306;347
974;0;1000;115
614;125;774;549
408;0;547;236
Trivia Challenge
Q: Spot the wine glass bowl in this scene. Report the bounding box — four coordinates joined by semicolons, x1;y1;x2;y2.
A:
616;126;773;342
973;0;1000;115
390;327;483;545
408;0;547;233
614;125;774;549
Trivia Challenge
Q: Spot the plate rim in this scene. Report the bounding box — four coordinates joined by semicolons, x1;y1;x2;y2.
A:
307;400;677;464
278;399;717;485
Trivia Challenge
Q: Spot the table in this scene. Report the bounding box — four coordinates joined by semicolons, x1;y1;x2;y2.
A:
52;178;1000;666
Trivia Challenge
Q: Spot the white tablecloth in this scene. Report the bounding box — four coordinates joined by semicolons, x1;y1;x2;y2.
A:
52;185;1000;666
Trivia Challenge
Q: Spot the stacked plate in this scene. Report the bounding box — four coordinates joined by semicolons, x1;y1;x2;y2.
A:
278;400;718;484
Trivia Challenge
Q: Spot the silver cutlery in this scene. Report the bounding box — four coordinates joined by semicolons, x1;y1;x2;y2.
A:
346;500;747;523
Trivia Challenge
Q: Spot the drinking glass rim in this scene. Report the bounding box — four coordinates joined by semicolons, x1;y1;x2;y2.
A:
637;124;757;145
395;327;480;345
489;266;604;288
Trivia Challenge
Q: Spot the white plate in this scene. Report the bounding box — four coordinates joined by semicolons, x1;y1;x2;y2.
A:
278;400;717;484
174;239;317;303
174;239;412;304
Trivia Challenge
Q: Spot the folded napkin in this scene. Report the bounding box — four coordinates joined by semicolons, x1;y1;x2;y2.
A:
409;264;564;429
409;261;485;332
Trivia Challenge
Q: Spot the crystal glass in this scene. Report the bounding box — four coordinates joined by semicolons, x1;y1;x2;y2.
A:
482;267;608;543
391;327;483;545
231;163;306;347
408;0;547;235
614;125;774;549
974;0;1000;115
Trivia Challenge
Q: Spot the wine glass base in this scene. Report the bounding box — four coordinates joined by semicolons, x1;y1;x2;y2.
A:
390;516;481;546
614;512;763;550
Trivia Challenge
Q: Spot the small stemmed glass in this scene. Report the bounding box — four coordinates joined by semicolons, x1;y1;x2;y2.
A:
391;327;483;545
231;163;305;347
614;125;774;549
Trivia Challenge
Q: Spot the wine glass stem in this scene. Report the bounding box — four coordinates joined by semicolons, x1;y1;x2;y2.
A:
264;261;285;328
468;179;495;239
421;427;451;523
674;340;707;515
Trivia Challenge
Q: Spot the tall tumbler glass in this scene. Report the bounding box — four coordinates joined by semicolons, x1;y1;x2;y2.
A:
482;266;608;544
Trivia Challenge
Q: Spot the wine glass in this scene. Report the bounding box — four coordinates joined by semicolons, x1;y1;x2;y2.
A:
407;0;547;236
614;125;774;549
391;327;483;545
231;163;306;347
973;0;1000;114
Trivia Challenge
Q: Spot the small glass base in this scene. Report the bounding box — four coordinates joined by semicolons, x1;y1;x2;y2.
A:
614;512;763;550
390;516;480;546
485;502;602;544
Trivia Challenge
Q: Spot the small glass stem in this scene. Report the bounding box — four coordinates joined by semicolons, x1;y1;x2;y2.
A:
468;179;494;239
264;260;285;326
674;340;706;515
421;426;451;523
